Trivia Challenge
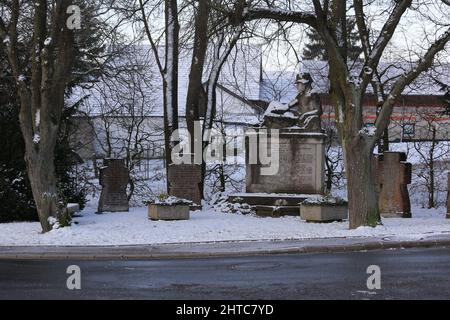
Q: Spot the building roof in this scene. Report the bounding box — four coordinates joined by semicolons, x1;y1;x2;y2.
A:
70;46;449;119
259;60;450;103
69;44;262;118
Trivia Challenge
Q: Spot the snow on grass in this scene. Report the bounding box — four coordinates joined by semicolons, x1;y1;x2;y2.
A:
0;205;449;247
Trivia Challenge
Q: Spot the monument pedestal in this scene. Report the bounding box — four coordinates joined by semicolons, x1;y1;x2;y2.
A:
231;128;326;217
246;128;326;194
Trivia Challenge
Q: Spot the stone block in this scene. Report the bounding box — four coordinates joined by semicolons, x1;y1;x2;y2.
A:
148;204;190;221
98;159;129;213
168;164;202;205
300;204;348;222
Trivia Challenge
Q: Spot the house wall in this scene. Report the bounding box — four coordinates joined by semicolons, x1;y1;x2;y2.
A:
321;96;450;142
73;99;449;163
70;88;260;161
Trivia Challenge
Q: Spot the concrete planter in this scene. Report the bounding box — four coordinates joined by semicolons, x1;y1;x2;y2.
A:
148;204;190;221
300;204;348;222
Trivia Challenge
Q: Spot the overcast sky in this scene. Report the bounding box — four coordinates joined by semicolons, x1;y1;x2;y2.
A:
119;1;449;72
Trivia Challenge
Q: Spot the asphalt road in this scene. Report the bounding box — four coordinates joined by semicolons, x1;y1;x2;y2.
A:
0;248;449;300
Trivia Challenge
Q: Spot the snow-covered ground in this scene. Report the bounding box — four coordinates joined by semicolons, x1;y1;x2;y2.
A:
2;140;447;247
0;205;449;246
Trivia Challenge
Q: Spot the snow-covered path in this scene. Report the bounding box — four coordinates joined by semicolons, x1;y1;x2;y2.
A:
0;206;449;246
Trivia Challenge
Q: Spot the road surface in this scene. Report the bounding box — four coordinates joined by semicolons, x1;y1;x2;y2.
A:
0;248;449;299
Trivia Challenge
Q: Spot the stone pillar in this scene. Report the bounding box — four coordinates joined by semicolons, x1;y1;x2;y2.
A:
373;152;412;218
98;159;130;213
168;164;202;206
447;172;450;219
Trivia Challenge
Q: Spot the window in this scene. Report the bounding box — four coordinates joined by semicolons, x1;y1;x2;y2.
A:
403;123;415;136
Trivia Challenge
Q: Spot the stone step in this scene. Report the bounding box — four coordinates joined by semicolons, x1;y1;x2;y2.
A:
228;192;320;206
254;205;300;217
228;192;323;217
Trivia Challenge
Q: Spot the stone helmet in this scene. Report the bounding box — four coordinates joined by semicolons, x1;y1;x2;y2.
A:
295;73;313;84
295;73;313;93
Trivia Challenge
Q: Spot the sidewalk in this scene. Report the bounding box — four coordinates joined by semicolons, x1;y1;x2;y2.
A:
1;235;450;260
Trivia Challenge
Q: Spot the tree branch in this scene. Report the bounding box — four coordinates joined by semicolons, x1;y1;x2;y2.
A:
374;28;450;138
312;0;348;90
243;7;317;28
138;0;164;75
360;0;412;88
354;0;371;59
6;0;22;81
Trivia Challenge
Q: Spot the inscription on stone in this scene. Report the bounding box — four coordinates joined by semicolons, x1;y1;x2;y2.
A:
299;167;313;175
299;153;314;163
297;147;315;188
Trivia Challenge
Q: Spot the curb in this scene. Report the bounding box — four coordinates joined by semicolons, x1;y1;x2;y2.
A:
1;237;450;261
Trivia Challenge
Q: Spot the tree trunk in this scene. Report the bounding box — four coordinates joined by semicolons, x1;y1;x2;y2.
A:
25;151;58;233
428;135;435;209
186;0;209;141
428;166;435;209
20;98;62;232
344;139;381;229
163;0;180;192
162;80;172;193
219;164;225;192
128;178;135;202
382;127;390;152
325;155;333;193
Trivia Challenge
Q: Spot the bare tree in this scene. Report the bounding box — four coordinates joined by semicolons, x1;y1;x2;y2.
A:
197;1;250;196
113;0;251;199
409;111;450;208
118;0;181;185
82;45;162;203
204;106;246;197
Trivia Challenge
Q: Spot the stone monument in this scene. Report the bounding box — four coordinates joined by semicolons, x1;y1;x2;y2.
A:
98;159;130;213
373;152;412;218
230;73;327;216
168;163;202;208
261;73;323;131
447;172;450;219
